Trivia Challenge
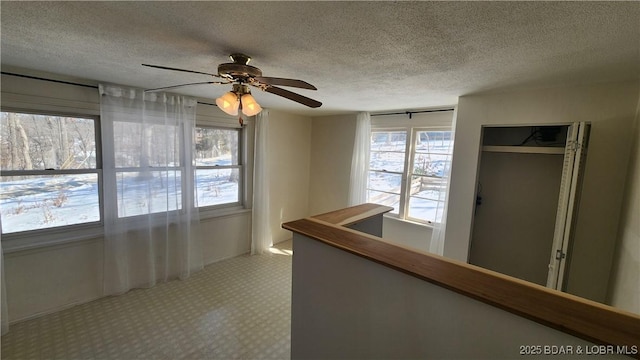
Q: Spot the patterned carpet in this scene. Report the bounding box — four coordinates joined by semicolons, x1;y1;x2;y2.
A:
1;241;293;360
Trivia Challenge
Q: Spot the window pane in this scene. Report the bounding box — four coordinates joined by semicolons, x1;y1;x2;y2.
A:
195;128;239;166
113;122;179;168
410;175;446;199
412;153;451;177
408;175;447;223
0;174;100;233
367;190;401;215
367;171;402;193
1;112;97;170
415;131;453;154
370;131;406;152
369;151;405;173
116;171;181;217
367;170;402;213
407;197;440;223
369;131;406;173
195;168;240;207
413;130;452;178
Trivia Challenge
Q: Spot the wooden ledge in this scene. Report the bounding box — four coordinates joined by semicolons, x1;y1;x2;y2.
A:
283;207;640;350
311;203;393;227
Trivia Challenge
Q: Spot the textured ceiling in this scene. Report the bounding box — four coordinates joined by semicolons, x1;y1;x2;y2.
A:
1;1;639;116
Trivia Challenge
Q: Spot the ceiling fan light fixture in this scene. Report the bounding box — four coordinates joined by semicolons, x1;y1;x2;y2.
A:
144;54;321;114
241;93;262;116
216;91;240;116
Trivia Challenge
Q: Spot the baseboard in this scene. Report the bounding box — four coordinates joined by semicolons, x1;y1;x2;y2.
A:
8;295;103;325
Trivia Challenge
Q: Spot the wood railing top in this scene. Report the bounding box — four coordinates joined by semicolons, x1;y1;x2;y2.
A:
311;203;393;226
283;204;640;351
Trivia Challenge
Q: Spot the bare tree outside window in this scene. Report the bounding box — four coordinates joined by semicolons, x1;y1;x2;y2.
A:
0;112;100;233
0;112;245;234
194;127;241;208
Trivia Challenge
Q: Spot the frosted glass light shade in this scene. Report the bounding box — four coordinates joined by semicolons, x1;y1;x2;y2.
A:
216;92;239;116
241;94;262;116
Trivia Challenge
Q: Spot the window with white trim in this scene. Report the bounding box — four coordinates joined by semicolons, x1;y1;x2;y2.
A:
194;126;242;208
111;119;183;217
0;111;101;233
0;110;247;237
368;126;452;224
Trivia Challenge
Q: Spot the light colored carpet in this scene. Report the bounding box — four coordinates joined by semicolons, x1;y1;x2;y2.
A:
1;241;292;360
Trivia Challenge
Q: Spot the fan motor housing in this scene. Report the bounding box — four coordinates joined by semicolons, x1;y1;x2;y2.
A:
218;63;262;79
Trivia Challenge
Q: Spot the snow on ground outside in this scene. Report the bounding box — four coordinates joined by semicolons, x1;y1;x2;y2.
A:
369;138;452;222
1;156;238;233
1;136;452;232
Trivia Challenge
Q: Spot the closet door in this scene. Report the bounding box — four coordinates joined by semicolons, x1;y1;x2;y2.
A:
546;122;590;290
470;134;565;286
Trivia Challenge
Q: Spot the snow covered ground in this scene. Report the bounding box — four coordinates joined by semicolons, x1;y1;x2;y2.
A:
1;157;239;234
368;134;452;222
0;174;101;233
1;134;451;233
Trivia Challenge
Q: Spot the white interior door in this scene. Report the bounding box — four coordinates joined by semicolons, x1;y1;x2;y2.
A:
546;122;590;290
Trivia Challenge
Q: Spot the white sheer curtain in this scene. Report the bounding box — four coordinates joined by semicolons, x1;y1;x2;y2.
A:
251;110;272;255
99;84;202;295
348;112;371;206
429;108;458;255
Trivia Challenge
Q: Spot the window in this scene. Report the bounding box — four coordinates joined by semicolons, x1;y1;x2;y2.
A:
194;127;242;208
368;131;406;215
0;111;101;233
368;127;452;224
112;120;182;217
111;124;243;217
0;110;246;237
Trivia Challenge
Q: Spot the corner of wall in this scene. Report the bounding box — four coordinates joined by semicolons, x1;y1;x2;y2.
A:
266;110;313;243
606;85;640;314
308;114;358;215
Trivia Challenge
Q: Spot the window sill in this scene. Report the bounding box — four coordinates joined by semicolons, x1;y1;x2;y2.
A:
383;214;435;229
198;205;251;221
1;224;104;254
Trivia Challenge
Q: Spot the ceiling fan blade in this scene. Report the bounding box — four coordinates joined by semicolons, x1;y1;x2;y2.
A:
254;76;317;90
142;64;221;77
144;81;227;92
264;86;322;108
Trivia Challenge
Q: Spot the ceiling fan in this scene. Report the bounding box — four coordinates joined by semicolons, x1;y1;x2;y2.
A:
142;53;322;118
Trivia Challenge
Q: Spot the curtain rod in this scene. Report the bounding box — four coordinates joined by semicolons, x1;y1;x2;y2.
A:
2;71;99;89
371;108;454;119
1;71;218;107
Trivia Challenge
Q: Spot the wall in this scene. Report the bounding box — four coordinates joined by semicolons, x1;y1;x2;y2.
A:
608;92;640;314
266;110;312;244
308;114;357;215
382;217;432;253
308;112;454;252
445;81;640;303
470;151;564;286
0;69;252;322
3;239;104;322
291;233;606;359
